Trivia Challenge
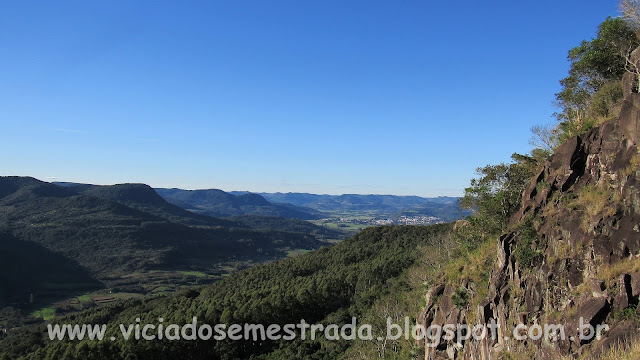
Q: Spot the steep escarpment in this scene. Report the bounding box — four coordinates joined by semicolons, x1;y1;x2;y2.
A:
420;75;640;359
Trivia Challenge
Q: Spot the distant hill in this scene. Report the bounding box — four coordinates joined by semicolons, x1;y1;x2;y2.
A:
0;177;328;307
231;192;467;222
56;182;236;227
155;188;322;220
0;231;99;308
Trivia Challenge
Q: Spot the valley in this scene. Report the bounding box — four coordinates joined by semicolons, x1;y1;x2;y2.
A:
0;177;464;329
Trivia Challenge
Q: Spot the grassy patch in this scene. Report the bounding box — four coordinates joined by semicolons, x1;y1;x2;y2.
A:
597;340;640;360
621;151;640;177
77;294;92;302
219;265;238;273
286;249;312;257
442;236;497;323
179;271;207;277
151;286;173;295
30;307;55;321
573;183;618;231
549;334;640;359
598;256;640;283
444;239;496;289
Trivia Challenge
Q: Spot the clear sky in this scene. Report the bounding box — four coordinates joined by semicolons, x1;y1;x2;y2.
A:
0;1;620;197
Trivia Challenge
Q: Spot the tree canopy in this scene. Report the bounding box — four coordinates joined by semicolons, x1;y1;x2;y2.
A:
554;17;639;141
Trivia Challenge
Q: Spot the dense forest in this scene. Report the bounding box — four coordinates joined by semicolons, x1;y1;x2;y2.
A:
0;224;452;359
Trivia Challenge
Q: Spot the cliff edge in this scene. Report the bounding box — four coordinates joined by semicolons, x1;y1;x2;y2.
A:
420;60;640;360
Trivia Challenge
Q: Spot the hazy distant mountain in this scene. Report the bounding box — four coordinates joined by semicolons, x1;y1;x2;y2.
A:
155;188;322;220
233;192;456;211
231;192;467;221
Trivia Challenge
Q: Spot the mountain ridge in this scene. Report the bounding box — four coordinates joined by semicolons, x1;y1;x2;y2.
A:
155;187;323;220
240;192;466;222
58;182;236;227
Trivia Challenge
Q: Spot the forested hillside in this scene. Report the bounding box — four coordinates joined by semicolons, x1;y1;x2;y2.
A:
62;183;236;227
0;232;99;310
0;224;452;360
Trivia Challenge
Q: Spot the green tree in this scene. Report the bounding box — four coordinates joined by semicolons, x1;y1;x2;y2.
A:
555;17;639;139
457;153;538;247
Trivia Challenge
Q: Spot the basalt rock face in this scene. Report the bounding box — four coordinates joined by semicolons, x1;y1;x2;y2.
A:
420;79;640;359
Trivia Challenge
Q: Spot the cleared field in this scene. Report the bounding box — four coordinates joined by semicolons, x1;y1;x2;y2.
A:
30;307;55;321
286;249;312;257
24;262;259;323
309;219;371;233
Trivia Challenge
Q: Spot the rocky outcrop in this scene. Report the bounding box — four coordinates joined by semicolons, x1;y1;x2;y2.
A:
420;72;640;359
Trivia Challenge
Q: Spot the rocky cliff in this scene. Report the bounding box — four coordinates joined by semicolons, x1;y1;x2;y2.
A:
420;70;640;359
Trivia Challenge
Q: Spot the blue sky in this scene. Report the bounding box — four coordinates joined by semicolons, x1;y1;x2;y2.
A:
0;1;620;196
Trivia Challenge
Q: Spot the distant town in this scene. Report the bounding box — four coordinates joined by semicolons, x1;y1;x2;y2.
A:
321;215;444;226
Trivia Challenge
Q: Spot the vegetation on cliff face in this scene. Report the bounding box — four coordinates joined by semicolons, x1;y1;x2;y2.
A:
555;17;637;130
457;153;540;247
540;9;640;149
419;3;640;359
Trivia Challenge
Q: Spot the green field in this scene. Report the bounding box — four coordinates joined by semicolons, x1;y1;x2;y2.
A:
30;307;55;321
25;269;226;322
77;294;92;302
286;249;312;257
149;270;209;278
308;210;378;235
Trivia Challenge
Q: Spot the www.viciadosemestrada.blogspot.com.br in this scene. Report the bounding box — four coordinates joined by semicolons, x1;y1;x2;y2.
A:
47;316;609;348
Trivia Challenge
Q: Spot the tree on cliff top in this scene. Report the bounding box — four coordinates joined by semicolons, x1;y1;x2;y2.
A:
457;153;538;247
555;16;639;141
621;0;640;28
